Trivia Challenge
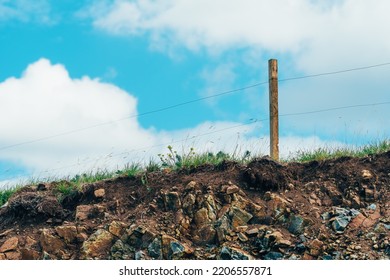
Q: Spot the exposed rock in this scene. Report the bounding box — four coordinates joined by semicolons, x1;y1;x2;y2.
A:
164;192;181;211
194;208;211;226
40;229;66;257
0;236;19;253
81;229;114;259
374;223;390;234
332;216;351;233
288;215;306;235
94;189;105;198
361;170;373;180
308;239;324;257
263;251;283;260
269;194;291;218
226;185;240;194
365;188;376;202
327;185;343;205
194;225;216;245
220;246;253;260
55;225;78;244
161;235;191;260
148;237;163;259
20;248;41;260
75;204;105;221
110;239;133;260
25;236;38;248
182;193;196;215
135;250;148;260
5;251;21;260
246;227;259;236
1;152;390;260
0;229;14;238
237;232;249;242
108;221;127;238
230;206;253;229
0;253;6;260
169;241;185;260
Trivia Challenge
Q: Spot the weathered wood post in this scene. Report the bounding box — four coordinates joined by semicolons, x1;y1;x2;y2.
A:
268;59;279;161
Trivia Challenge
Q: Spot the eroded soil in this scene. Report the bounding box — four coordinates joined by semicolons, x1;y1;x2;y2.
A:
0;153;389;260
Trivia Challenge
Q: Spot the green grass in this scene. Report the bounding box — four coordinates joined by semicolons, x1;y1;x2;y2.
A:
290;139;390;162
1;140;389;207
158;146;252;170
0;188;18;207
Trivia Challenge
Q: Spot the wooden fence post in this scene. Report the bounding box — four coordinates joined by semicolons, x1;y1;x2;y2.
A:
268;59;279;161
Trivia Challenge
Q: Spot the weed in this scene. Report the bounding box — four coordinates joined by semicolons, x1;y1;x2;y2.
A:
145;160;160;173
0;188;17;207
117;163;142;178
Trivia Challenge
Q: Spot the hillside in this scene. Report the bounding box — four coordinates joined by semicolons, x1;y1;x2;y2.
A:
0;153;389;260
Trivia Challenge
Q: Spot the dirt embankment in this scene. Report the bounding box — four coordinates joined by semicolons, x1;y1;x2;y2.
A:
0;152;389;260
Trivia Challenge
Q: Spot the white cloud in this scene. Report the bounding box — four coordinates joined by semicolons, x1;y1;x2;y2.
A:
0;59;155;177
91;0;390;142
85;0;325;53
0;0;53;24
84;0;390;75
0;59;348;189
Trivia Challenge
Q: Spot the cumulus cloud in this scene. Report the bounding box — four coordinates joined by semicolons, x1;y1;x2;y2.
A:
84;0;324;53
84;0;390;62
0;59;348;188
87;0;390;141
0;59;155;178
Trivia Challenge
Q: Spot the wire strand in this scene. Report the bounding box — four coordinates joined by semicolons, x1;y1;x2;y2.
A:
279;62;390;82
2;60;390;151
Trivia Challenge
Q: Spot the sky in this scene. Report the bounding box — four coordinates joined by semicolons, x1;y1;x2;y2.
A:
1;0;390;187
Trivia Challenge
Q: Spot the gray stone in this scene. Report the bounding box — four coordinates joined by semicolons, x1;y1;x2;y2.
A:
321;212;331;220
350;209;360;217
148;237;162;259
385;245;390;256
288;215;305;235
220;246;253;260
135;250;147;260
110;240;134;260
170;241;185;260
332;216;351;233
295;243;306;254
333;207;350;216
263;251;283;260
367;204;377;211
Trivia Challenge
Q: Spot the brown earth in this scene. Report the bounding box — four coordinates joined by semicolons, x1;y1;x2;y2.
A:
0;152;389;260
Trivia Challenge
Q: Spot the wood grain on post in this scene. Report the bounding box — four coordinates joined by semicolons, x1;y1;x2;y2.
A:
268;59;279;161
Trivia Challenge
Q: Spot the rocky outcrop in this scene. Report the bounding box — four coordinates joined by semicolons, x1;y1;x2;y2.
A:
0;155;389;260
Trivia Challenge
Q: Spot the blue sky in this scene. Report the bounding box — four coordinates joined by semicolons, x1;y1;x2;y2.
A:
1;0;390;186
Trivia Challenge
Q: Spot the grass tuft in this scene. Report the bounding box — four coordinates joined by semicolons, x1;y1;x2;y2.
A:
290;140;390;162
0;188;18;207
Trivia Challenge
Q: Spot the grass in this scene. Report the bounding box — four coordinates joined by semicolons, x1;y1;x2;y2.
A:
0;188;18;207
290;139;390;162
1;140;390;207
158;146;252;169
